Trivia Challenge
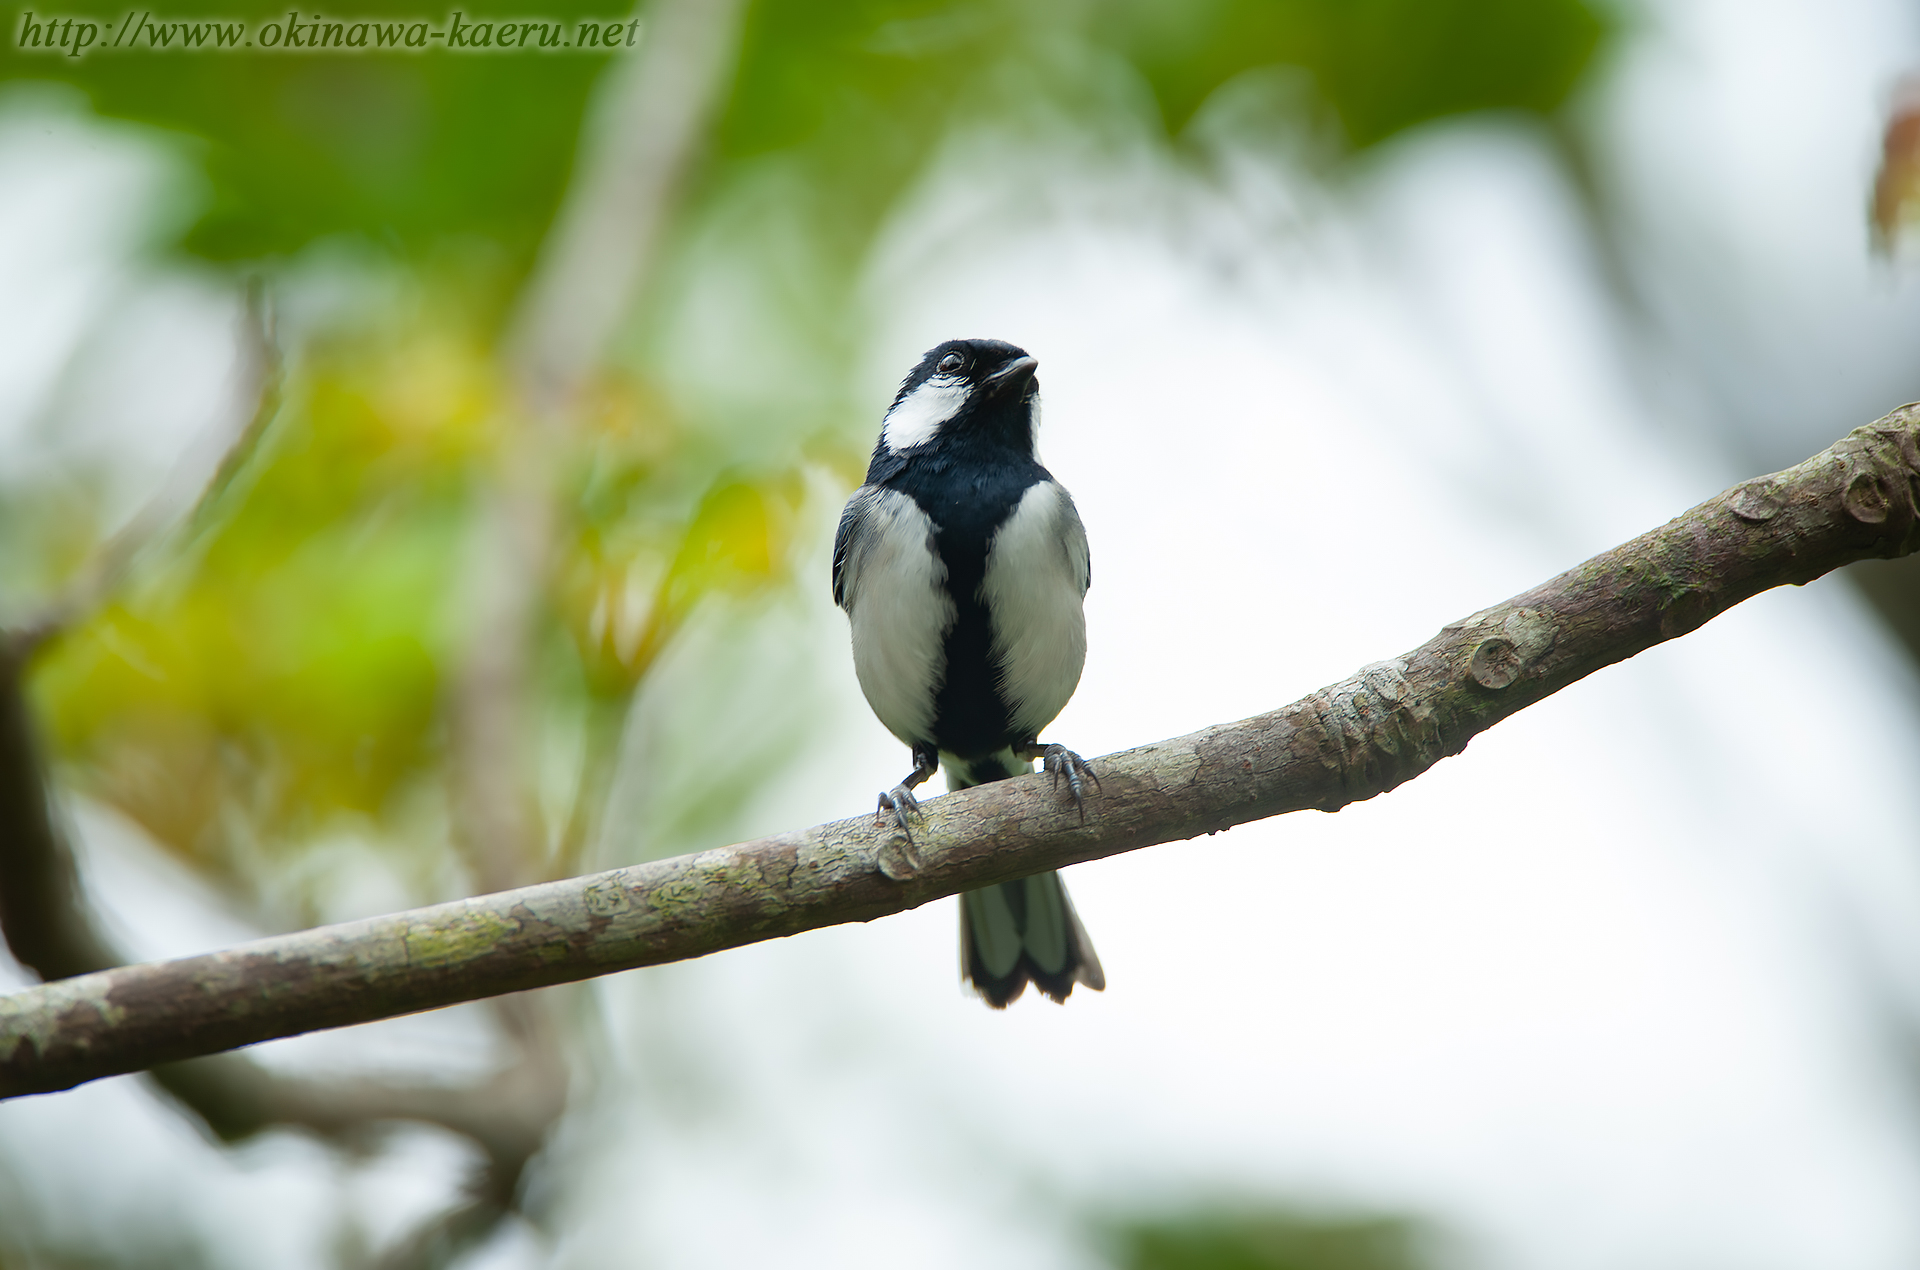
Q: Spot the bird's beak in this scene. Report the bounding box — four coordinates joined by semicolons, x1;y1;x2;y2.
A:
981;355;1038;400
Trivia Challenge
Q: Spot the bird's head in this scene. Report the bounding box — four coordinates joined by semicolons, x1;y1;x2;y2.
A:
879;339;1041;458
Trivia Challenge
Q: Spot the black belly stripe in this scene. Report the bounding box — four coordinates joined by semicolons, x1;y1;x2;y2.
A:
931;536;1007;760
882;440;1054;761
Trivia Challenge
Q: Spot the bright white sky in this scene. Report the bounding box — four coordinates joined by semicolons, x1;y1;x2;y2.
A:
7;1;1920;1268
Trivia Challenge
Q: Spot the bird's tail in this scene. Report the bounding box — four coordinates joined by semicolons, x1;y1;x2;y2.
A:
947;748;1105;1008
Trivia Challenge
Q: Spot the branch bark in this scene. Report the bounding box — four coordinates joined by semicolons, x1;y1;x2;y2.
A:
5;409;1918;1100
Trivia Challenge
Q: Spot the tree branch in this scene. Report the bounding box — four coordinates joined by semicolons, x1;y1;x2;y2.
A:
0;646;121;983
5;409;1917;1100
0;305;565;1166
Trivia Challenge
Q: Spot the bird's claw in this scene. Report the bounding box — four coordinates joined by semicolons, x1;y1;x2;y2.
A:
1034;743;1099;822
876;783;923;843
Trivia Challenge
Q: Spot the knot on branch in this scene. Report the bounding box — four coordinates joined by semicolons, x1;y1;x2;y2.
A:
873;836;924;882
1453;606;1558;691
1727;480;1784;522
1711;412;1920;566
1845;409;1920;555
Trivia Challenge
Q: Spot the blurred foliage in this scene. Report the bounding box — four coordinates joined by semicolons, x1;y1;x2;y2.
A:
4;0;1616;270
0;0;1625;1261
8;0;1616;891
34;316;486;859
3;0;620;265
1107;1206;1434;1270
562;447;802;698
1872;80;1920;254
27;299;799;879
1103;0;1605;144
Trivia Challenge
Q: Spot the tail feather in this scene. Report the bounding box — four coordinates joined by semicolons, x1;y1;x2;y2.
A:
961;874;1104;1007
948;747;1104;1007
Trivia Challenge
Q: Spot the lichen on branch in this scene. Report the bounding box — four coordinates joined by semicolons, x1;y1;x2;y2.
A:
3;409;1917;1100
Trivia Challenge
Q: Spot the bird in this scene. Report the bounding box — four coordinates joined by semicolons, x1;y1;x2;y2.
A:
832;338;1104;1008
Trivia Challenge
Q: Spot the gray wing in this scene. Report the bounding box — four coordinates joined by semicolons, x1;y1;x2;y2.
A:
832;485;881;611
1060;486;1090;595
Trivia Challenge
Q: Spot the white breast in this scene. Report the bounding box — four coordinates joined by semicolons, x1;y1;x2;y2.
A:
981;480;1089;741
840;488;954;746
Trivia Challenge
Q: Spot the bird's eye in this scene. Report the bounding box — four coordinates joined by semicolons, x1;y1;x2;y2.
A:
937;352;965;375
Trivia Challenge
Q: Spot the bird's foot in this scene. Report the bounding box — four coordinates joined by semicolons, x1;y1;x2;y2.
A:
1020;742;1100;822
875;746;940;844
873;788;927;880
876;783;924;843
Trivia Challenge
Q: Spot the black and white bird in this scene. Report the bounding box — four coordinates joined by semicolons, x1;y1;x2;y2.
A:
833;338;1104;1008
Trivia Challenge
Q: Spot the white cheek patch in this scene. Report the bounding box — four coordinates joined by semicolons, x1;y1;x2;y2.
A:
981;480;1089;741
882;375;969;453
842;488;954;746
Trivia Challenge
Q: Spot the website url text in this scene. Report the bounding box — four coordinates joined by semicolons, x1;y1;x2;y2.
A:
15;9;642;56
